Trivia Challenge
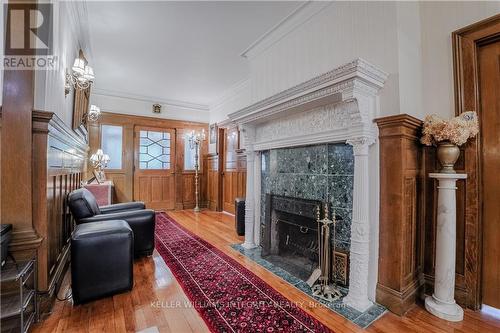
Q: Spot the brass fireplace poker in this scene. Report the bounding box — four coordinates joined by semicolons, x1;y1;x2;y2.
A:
307;202;342;302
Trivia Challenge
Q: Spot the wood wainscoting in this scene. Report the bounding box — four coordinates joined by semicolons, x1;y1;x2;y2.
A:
206;153;220;211
203;125;247;214
33;111;88;314
376;114;424;315
88;112;208;210
221;126;246;215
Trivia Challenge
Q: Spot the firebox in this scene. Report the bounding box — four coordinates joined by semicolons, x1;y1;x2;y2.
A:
261;194;349;286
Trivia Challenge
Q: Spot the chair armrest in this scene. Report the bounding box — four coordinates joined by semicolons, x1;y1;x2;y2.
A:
79;209;155;224
99;202;146;214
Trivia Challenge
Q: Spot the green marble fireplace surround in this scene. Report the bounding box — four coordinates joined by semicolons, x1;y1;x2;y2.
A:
260;143;354;252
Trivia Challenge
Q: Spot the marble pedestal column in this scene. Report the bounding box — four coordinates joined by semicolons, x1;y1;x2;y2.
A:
425;173;467;322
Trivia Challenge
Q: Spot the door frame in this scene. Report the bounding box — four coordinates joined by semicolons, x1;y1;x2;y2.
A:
452;13;500;309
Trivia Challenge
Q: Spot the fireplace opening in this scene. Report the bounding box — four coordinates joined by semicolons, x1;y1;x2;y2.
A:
261;194;349;286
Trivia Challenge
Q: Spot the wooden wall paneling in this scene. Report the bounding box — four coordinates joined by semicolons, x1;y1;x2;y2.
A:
174;127;209;210
448;14;500;310
207;154;219;211
375;114;424;315
236;150;247;199
221;126;246;214
32;111;88;315
1;15;41;256
89;112;209;209
88;120;134;203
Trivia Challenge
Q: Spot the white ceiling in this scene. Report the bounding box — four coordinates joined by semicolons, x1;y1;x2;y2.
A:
87;1;301;108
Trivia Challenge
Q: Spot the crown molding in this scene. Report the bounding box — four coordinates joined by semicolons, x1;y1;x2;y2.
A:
240;1;331;60
209;78;250;110
92;88;210;112
216;117;235;129
65;0;93;61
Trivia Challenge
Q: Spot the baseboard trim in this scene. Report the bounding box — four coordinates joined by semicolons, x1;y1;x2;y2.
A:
376;278;423;316
38;244;71;316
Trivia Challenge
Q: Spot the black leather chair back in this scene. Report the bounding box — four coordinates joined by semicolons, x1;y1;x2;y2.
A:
68;188;101;221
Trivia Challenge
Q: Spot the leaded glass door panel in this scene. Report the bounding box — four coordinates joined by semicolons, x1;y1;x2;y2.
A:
133;126;175;210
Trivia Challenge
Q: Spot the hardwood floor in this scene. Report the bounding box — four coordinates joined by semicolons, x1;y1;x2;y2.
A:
32;210;500;333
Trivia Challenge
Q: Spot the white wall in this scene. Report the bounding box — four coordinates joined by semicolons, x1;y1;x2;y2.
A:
396;2;424;120
247;1;400;118
209;1;500;123
420;1;500;119
208;79;251;152
91;92;210;123
34;1;92;127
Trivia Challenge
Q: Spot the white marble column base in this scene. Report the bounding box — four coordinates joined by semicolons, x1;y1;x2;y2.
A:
425;295;464;322
343;295;373;313
241;241;257;250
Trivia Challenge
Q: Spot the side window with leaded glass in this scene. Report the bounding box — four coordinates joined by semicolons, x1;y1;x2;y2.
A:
139;130;171;170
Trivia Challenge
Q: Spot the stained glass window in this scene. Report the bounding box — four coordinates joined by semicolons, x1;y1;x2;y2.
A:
139;130;171;170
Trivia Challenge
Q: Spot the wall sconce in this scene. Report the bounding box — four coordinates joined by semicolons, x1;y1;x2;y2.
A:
65;57;95;96
80;104;101;126
88;105;101;122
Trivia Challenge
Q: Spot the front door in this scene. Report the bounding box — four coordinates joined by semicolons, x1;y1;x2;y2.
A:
480;39;500;309
133;126;176;210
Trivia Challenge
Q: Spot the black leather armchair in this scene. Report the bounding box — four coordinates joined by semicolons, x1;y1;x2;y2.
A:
68;188;155;257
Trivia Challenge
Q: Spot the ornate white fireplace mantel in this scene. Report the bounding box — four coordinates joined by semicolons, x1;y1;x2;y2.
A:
227;58;388;312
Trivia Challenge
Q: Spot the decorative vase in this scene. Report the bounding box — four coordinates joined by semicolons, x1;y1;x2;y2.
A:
436;141;460;174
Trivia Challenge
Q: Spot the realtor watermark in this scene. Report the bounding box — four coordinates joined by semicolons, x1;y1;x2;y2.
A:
3;2;58;70
150;299;347;310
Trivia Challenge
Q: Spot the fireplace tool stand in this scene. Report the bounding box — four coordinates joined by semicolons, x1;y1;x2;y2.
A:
308;203;342;302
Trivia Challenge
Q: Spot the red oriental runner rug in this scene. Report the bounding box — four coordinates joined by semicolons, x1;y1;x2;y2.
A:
154;213;332;333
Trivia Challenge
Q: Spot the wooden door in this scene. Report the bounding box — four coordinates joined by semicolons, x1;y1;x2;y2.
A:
133;126;176;210
480;39;500;309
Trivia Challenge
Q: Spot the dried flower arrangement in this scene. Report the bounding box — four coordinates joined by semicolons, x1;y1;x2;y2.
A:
421;111;479;146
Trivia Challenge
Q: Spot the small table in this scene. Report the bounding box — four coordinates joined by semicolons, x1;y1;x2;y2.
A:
84;180;114;206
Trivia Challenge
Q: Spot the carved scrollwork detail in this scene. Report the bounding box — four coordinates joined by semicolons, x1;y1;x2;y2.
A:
254;101;356;143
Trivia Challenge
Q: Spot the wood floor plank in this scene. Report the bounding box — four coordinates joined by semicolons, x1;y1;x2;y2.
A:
31;210;500;333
